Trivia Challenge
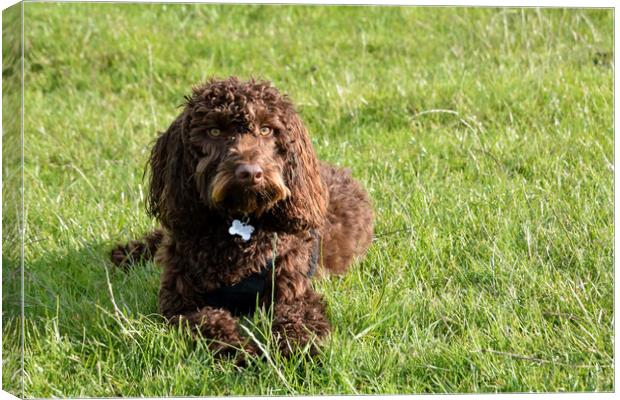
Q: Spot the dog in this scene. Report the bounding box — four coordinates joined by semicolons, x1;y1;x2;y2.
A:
111;77;373;358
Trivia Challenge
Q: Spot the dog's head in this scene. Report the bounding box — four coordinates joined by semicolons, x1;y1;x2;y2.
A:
147;77;327;233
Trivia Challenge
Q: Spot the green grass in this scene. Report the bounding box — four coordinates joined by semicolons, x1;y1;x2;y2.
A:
2;3;613;396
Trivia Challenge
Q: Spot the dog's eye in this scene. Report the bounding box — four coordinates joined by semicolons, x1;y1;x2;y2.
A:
208;128;222;137
259;126;272;136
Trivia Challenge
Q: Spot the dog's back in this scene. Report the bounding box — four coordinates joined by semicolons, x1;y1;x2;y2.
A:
318;162;374;275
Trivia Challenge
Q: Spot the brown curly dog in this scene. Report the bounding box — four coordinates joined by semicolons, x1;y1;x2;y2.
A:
111;77;373;358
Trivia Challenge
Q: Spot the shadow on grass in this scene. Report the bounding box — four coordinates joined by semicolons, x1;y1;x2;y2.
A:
9;239;161;340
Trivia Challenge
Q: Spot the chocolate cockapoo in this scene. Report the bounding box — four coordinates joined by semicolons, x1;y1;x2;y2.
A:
112;77;373;358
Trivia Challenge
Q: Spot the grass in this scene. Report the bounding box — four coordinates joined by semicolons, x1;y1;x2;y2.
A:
2;3;614;396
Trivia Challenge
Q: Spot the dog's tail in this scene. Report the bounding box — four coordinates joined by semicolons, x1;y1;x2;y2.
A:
110;229;164;270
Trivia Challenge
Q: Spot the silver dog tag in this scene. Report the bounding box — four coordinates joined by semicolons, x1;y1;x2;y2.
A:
229;219;255;241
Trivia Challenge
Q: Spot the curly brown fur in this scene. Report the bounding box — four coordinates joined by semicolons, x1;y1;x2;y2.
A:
111;229;164;271
111;77;373;358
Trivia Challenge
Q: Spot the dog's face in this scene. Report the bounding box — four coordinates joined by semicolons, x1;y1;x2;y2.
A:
148;77;327;232
186;82;291;217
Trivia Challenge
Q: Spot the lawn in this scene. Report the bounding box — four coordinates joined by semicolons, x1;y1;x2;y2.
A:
2;3;614;396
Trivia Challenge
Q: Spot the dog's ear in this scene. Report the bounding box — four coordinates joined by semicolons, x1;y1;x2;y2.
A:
273;110;328;232
146;114;197;230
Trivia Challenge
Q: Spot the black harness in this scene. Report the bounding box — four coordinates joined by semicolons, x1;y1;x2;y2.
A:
204;230;320;315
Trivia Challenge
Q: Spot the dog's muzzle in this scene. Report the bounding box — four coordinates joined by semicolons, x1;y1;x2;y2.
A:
205;161;290;215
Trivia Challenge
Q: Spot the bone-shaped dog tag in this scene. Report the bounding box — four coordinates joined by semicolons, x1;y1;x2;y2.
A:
229;219;255;241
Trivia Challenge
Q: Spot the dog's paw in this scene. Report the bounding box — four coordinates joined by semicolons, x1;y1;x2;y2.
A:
111;238;155;270
233;343;260;367
110;243;137;270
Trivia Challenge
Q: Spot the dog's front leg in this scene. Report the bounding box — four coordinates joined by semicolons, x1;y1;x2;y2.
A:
168;306;249;355
271;275;331;357
158;274;251;356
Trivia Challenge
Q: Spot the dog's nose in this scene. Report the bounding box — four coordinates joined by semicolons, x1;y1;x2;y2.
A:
235;164;263;185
